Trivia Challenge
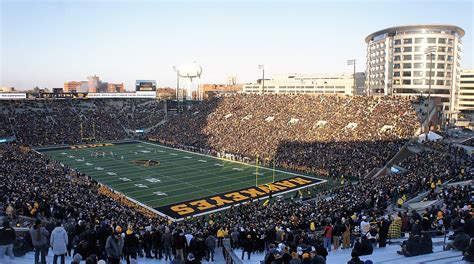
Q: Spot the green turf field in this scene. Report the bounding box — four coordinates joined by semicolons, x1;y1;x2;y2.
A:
37;141;325;220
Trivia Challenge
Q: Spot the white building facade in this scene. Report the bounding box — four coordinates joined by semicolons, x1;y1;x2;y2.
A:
243;73;365;96
459;69;474;114
365;25;464;117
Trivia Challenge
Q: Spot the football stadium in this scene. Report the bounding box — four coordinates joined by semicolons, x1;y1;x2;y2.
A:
1;1;474;264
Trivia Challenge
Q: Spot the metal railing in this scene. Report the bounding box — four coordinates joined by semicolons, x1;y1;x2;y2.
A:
222;239;243;264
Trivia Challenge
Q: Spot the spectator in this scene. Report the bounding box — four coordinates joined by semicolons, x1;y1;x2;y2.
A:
51;222;68;264
445;227;470;252
347;250;364;264
241;234;253;260
106;226;124;264
30;219;49;264
0;220;16;260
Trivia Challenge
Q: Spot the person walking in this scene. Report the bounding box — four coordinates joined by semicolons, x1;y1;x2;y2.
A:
51;222;68;264
241;234;253;260
162;227;173;261
30;219;49;264
205;233;216;262
106;226;124;264
323;222;333;252
0;220;16;260
216;227;225;248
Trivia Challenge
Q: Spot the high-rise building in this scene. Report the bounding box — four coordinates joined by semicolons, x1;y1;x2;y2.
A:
365;25;464;118
459;69;474;115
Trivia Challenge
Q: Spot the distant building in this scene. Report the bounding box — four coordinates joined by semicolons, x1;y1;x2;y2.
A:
459;69;474;115
87;75;100;93
242;73;364;96
65;75;125;93
64;81;81;92
156;87;176;99
0;86;15;93
106;83;125;93
201;84;242;99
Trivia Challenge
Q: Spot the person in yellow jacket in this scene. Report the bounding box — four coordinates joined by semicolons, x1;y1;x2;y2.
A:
217;227;225;248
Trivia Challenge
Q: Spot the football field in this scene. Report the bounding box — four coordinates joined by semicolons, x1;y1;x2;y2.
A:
36;141;325;220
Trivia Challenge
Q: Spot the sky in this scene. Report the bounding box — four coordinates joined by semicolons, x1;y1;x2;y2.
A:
0;0;473;90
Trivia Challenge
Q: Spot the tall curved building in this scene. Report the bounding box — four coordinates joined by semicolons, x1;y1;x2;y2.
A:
365;25;464;116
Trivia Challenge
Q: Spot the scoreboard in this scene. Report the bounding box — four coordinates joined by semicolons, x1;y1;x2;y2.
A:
136;80;156;91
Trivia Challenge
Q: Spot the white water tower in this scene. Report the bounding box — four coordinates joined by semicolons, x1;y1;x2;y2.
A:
175;62;203;100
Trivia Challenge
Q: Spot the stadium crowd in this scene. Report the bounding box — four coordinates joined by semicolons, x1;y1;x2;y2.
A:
0;99;165;146
0;94;473;264
152;94;420;178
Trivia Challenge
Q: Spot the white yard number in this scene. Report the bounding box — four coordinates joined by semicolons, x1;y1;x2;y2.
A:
153;191;168;196
146;178;161;183
119;177;131;182
135;184;148;188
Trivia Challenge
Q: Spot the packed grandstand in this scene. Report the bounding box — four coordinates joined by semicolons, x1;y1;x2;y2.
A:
0;94;473;264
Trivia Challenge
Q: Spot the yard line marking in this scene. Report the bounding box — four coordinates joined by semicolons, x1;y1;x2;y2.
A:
67;155;75;158
253;172;264;176
232;168;243;171
85;163;93;166
214;163;224;167
75;159;84;162
119;177;131;182
170;153;178;156
95;167;104;171
157;150;165;153
134;183;148;188
183;156;192;159
106;172;117;176
198;159;207;163
61;152;67;155
153;191;168;196
145;178;161;183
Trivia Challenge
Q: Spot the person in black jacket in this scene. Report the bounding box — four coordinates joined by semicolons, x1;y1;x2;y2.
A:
378;216;391;247
353;237;373;256
124;227;139;264
445;227;470;252
97;222;112;261
241;234;253;260
143;230;152;258
398;233;420;257
347;250;364;264
0;220;16;260
463;238;474;263
419;232;433;255
151;228;162;259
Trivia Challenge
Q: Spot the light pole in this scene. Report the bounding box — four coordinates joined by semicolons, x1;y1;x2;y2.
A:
173;66;181;113
258;65;265;94
347;59;356;94
425;46;437;132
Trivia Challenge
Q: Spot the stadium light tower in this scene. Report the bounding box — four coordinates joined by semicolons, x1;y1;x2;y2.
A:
425;46;437;131
347;59;356;94
173;66;180;103
258;65;266;94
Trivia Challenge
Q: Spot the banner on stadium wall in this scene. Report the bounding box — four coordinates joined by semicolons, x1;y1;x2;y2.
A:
0;93;27;99
87;92;156;98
